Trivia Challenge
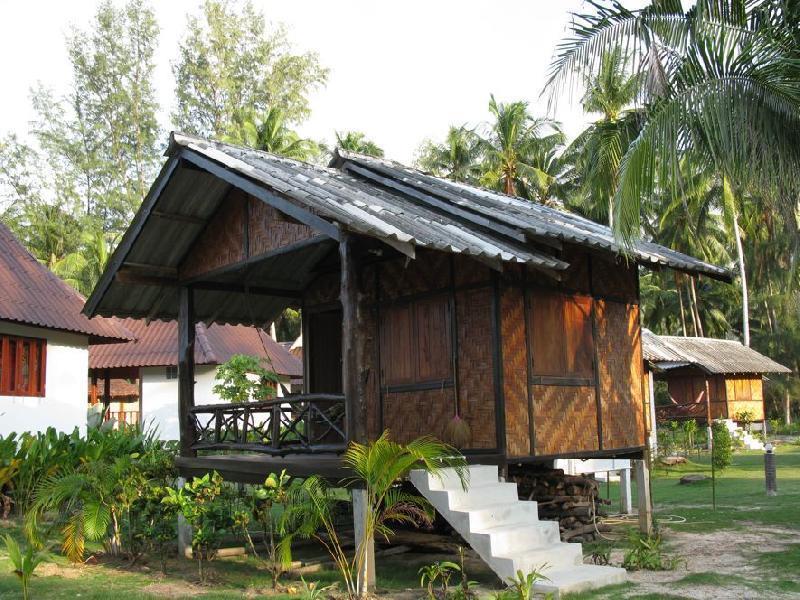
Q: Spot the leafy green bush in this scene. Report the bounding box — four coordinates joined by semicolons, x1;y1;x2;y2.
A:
163;471;236;583
622;531;683;571
711;421;733;471
213;354;280;403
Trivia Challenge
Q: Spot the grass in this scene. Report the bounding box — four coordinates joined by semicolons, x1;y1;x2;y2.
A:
2;445;800;599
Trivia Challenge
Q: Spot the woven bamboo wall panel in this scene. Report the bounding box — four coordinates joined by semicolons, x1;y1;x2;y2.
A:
362;301;381;440
304;272;340;307
501;286;530;456
559;246;591;293
379;249;450;300
726;375;765;420
456;287;496;449
595;300;645;449
247;196;314;256
533;385;598;455
180;190;246;279
591;255;638;302
382;388;452;444
453;254;491;287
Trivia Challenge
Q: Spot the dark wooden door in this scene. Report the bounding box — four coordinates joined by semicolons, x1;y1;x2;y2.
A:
308;309;343;393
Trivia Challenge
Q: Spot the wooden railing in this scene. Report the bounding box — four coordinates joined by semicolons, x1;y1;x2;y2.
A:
188;393;347;455
104;410;141;426
656;401;707;422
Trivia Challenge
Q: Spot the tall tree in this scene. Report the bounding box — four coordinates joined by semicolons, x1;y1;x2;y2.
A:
476;96;565;202
334;131;384;158
416;126;482;183
173;0;328;138
224;107;318;161
29;0;161;235
546;0;800;346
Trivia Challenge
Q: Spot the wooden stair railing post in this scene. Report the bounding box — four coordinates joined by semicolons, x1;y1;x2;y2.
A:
271;402;282;450
178;286;197;457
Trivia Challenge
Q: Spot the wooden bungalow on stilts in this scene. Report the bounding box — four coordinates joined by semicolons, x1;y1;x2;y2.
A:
83;133;731;595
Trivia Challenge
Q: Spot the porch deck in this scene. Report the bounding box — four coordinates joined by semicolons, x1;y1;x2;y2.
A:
175;452;349;482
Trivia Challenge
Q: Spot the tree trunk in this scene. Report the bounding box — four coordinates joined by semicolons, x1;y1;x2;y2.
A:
689;276;704;337
785;388;792;426
675;273;688;336
732;209;750;346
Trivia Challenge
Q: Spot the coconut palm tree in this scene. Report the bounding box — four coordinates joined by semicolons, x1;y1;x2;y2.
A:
287;431;467;598
565;48;643;226
476;96;565;202
334;131;384;158
546;0;800;345
416;126;482;183
225;107;318;161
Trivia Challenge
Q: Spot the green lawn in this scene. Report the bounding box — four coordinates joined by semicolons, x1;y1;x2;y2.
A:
2;445;799;599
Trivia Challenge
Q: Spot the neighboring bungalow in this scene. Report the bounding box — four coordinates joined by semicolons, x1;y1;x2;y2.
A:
0;222;131;436
88;318;302;439
642;329;791;427
83;133;732;593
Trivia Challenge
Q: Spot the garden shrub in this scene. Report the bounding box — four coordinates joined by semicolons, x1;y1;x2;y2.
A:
213;353;280;403
711;421;733;471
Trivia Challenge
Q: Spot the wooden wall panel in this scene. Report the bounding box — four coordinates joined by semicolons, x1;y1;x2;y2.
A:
248;196;313;256
382;388;451;444
727;375;765;420
595;300;645;449
181;190;246;279
453;254;491;287
591;255;638;302
533;385;598;455
456;287;496;449
501;286;530;457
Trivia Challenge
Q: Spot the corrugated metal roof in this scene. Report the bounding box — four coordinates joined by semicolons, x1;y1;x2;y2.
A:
643;329;791;374
89;318;302;377
84;132;733;323
0;222;132;342
333;150;732;281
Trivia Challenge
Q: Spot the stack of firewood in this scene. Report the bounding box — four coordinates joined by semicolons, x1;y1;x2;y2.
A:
509;468;611;543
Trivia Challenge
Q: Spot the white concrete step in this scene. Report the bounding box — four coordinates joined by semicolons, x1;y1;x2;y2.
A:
409;465;626;597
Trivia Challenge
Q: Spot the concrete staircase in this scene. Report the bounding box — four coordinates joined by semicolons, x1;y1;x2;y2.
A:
409;465;625;597
721;419;764;450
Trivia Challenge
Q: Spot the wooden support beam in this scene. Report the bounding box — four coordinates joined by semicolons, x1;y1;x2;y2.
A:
634;459;653;536
103;369;111;408
178;287;197;457
115;270;301;298
619;468;633;515
339;231;367;443
151;210;207;226
121;262;178;277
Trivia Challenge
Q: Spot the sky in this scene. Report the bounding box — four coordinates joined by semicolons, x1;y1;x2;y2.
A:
0;0;639;163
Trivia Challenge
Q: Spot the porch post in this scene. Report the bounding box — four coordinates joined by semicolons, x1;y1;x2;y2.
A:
339;231;374;593
178;286;197;457
634;459;653;535
705;377;713;451
619;468;633;515
648;370;658;455
103;368;111;408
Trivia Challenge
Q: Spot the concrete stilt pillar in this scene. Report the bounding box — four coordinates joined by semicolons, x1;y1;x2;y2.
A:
634;460;653;536
176;477;192;559
619;468;633;515
352;488;375;594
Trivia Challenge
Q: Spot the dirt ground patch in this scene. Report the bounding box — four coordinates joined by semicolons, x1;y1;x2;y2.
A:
614;525;799;599
141;580;208;597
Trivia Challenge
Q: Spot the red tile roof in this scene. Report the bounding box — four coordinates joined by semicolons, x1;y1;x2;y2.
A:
89;318;302;378
0;222;132;342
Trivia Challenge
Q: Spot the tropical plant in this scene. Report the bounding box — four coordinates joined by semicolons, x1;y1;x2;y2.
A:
299;575;337;600
3;535;49;600
505;567;551;600
234;470;299;587
711;421;733;471
735;409;755;431
476;96;565;202
546;0;800;349
224;107;319;160
416;126;482;183
335;131;384;157
163;471;235;583
682;420;698;454
419;559;460;600
212;354;280;403
622;530;683;571
287;431;468;598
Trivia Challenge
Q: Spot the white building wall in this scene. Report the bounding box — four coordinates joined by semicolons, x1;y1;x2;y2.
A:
141;364;288;440
0;322;89;436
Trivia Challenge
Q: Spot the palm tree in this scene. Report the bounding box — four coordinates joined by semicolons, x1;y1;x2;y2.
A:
546;0;800;345
476;96;565;202
565;48;642;226
416;126;482;183
287;431;467;598
225;108;318;161
335;131;384;157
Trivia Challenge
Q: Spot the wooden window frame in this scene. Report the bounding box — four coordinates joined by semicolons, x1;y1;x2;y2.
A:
380;294;453;391
0;334;47;397
165;365;178;380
